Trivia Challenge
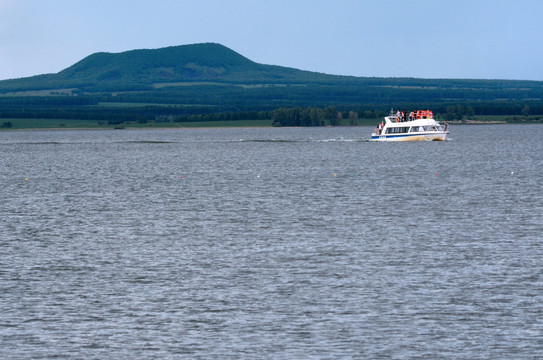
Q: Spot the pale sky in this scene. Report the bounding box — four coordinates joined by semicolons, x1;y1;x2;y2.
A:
1;0;542;81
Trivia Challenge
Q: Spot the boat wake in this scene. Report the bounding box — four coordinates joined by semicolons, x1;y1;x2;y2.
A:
238;137;363;143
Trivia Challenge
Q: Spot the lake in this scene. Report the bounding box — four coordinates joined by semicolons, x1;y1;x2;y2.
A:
1;125;542;359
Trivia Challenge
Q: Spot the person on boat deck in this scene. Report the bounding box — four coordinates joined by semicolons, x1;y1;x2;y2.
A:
378;122;383;134
396;110;401;122
401;111;405;122
409;111;415;121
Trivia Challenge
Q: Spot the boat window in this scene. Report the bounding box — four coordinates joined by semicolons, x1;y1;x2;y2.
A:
410;126;424;132
385;127;409;134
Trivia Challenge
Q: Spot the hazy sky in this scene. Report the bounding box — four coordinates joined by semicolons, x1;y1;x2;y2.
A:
1;0;542;81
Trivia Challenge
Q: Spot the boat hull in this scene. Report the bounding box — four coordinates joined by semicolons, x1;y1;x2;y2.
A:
370;132;448;142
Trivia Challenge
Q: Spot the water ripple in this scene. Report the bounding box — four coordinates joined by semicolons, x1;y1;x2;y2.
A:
1;125;542;359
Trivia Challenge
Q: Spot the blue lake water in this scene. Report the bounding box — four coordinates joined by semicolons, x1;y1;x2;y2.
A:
1;125;542;359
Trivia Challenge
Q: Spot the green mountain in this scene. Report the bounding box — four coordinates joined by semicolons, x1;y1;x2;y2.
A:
56;42;315;85
0;43;336;92
1;42;543;94
1;42;543;126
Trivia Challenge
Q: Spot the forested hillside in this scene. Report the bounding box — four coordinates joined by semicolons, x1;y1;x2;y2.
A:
1;42;542;127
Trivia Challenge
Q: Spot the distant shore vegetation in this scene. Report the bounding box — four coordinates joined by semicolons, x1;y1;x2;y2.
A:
2;105;542;130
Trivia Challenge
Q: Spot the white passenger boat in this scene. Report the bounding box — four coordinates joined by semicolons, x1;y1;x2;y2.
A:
371;109;449;141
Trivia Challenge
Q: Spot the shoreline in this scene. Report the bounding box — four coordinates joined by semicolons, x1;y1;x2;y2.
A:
3;120;543;132
446;119;507;124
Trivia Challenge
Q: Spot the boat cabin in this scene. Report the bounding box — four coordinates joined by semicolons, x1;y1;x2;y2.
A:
383;125;443;134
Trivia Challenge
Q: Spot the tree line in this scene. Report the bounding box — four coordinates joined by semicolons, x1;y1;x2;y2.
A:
269;107;374;126
1;93;543;126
